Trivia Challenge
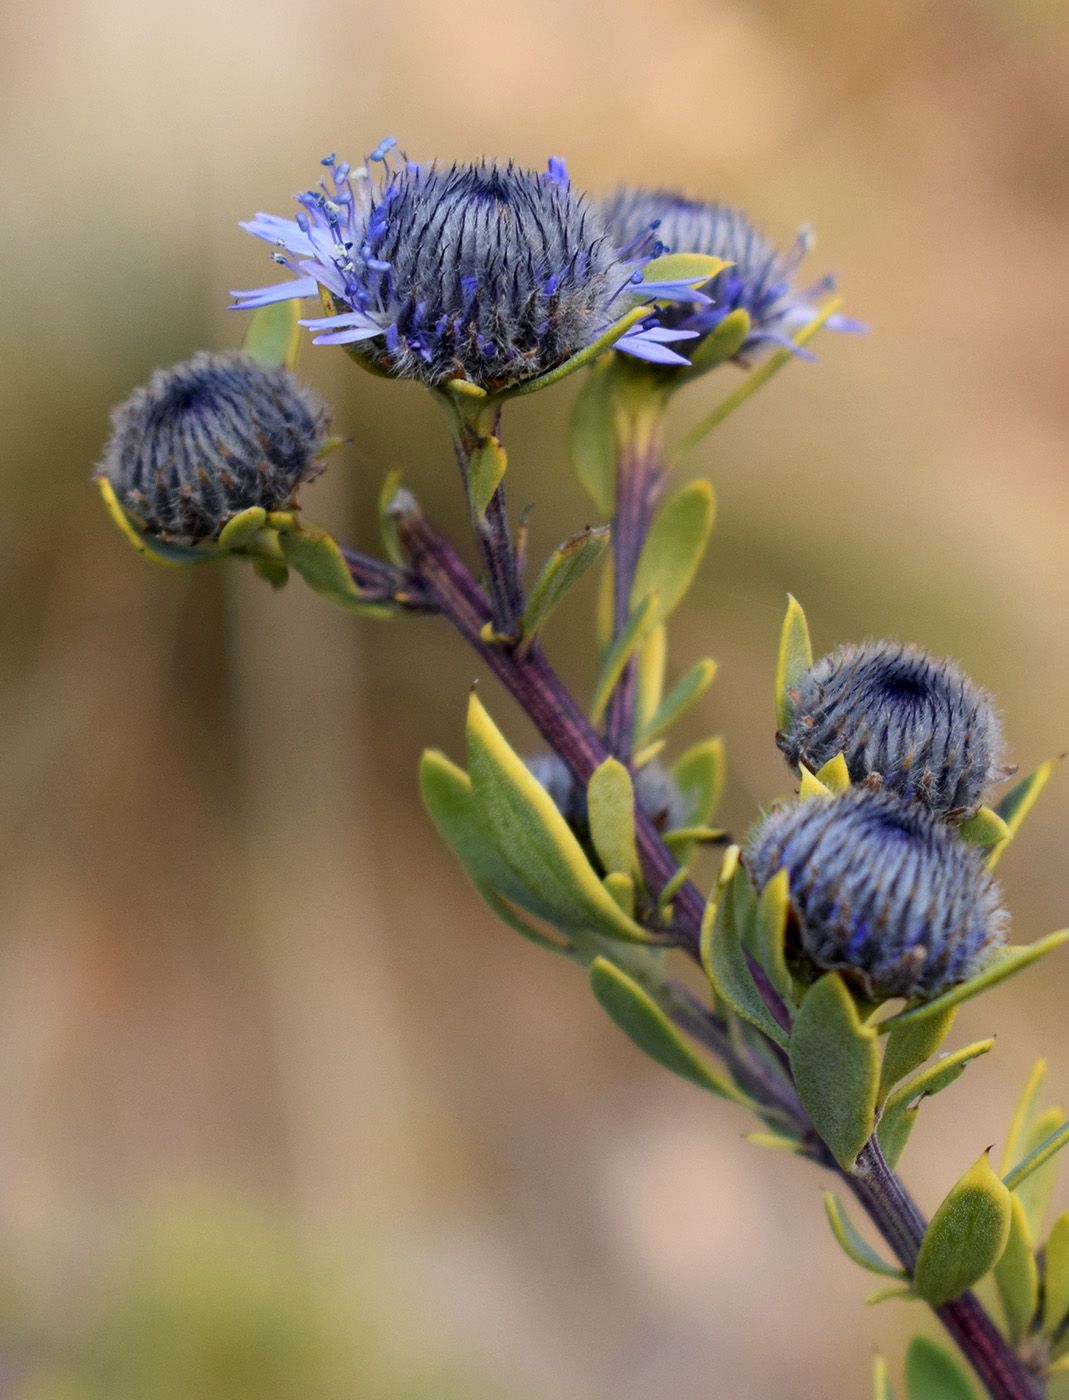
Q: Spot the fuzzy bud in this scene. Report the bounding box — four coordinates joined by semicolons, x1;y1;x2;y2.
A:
96;350;330;542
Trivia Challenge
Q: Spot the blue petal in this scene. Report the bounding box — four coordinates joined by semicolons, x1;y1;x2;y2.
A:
229;276;319;308
637;280;713;305
308;325;385;346
299;311;378;333
239;213;316;257
296;258;346;299
615;333;692;366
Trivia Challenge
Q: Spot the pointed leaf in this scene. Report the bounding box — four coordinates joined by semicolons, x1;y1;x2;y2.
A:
596;547;615;654
873;1355;897;1400
277;524;398;617
217;506;269;551
97;478;219;565
466;437;507;521
878;1006;959;1104
589;957;748;1103
958;805;1012;851
1043;1210;1069;1334
640;251;731;286
815;752;851;793
702;868;789;1049
522;526;610;642
672;737;725;826
630;480;715;629
378;468;405;566
775;594;813;730
479;886;581;962
465;693;649;942
510;305;651;398
242;297;302;369
798;766;832;799
568;355;617;515
587;759;638;877
1003;1111;1069;1233
745;1131;804;1154
989;759;1059;870
1000;1060;1047;1177
602;871;634;916
913;1152;1012;1306
905;1337;977;1400
633;625;667;737
878;1040;996;1168
877;932;1069;1034
590;594;658;723
678;308;751;379
994;1194;1038;1343
789;972;879;1169
753;868;793;1003
637;658;717;747
865;1285;916;1306
823;1192;906;1278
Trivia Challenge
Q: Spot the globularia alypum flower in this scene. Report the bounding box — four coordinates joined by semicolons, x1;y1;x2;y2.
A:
526;754;689;842
744;787;1008;1000
599;188;863;360
232;141;707;390
95;350;329;542
776;641;1007;818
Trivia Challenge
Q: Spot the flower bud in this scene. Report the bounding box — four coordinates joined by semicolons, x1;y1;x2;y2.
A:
96;350;330;542
744;787;1008;1000
777;641;1005;817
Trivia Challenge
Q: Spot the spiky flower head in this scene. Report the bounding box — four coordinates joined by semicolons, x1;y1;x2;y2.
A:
744;787;1008;1000
777;641;1006;818
95;351;329;542
232;141;704;391
599;188;862;361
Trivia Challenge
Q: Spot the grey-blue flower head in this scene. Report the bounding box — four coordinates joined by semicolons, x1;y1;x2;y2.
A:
777;641;1006;818
744;787;1008;1001
600;187;863;361
95;351;329;542
233;142;702;390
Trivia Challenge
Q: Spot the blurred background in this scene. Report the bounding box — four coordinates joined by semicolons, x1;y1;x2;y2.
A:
2;0;1069;1395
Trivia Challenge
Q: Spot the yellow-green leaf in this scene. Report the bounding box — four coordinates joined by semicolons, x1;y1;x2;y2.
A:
509;304;652;399
587;758;638;878
1000;1060;1047;1177
640;252;730;287
97;477;218;566
1004;1111;1069;1236
873;1354;897;1400
568;355;617;515
877;932;1069;1034
753;868;793;1003
630;480;715;630
378;468;405;567
823;1192;906;1278
217;506;269;552
703;868;789;1049
277;524;398;617
789;972;879;1170
994;1194;1038;1343
465;693;649;943
522;525;610;643
775;594;813;730
637;658;717;747
241;297;302;370
913;1152;1011;1307
798;766;832;799
1043;1209;1069;1334
466;437;508;521
589;957;748;1103
905;1337;977;1400
633;625;667;737
877;1040;996;1169
679;308;750;379
958;805;1012;851
590;594;659;724
989;759;1059;870
878;1006;959;1104
671;737;725;827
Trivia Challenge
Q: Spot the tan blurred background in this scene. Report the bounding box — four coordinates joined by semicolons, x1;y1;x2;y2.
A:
1;0;1069;1395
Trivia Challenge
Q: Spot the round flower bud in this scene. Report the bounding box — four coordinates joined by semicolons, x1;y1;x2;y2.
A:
96;350;329;542
776;641;1005;817
744;787;1008;1000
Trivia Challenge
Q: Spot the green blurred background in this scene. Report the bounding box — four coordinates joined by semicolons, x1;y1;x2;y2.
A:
1;0;1068;1395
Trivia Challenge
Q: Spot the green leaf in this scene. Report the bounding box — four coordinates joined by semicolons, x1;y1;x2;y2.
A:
1043;1209;1069;1334
865;1285;916;1306
568;355;617;515
752;868;793;1003
241;297;302;370
775;594;813;730
277;523;398;617
630;480;715;630
96;478;221;566
590;594;658;724
877;1040;996;1169
637;658;717;747
873;1355;897;1400
702;868;789;1049
876;932;1069;1034
595;547;615;654
994;1193;1038;1343
958;805;1013;851
815;752;851;793
589;957;747;1103
252;558;289;589
508;304;652;399
1003;1111;1069;1232
465;693;650;943
745;1131;804;1154
1000;1060;1047;1176
662;824;726;852
466;437;508;521
677;308;751;380
522;526;610;643
671;737;725;826
640;251;730;287
602;871;634;916
633;624;667;738
989;758;1059;870
789;972;879;1170
913;1152;1012;1306
587;758;638;878
905;1337;977;1400
479;887;581;962
823;1192;906;1278
378;468;405;567
878;1006;959;1104
216;506;269;551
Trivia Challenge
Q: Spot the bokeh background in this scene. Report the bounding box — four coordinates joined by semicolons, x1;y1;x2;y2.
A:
2;0;1068;1395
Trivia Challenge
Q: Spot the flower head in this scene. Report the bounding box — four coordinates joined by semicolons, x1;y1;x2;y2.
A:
777;641;1006;817
744;787;1008;1000
600;188;862;361
232;142;702;390
96;351;329;542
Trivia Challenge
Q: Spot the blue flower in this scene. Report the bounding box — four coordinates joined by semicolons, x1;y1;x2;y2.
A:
744;787;1008;1000
600;188;863;360
96;351;329;541
776;641;1007;818
232;142;704;390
